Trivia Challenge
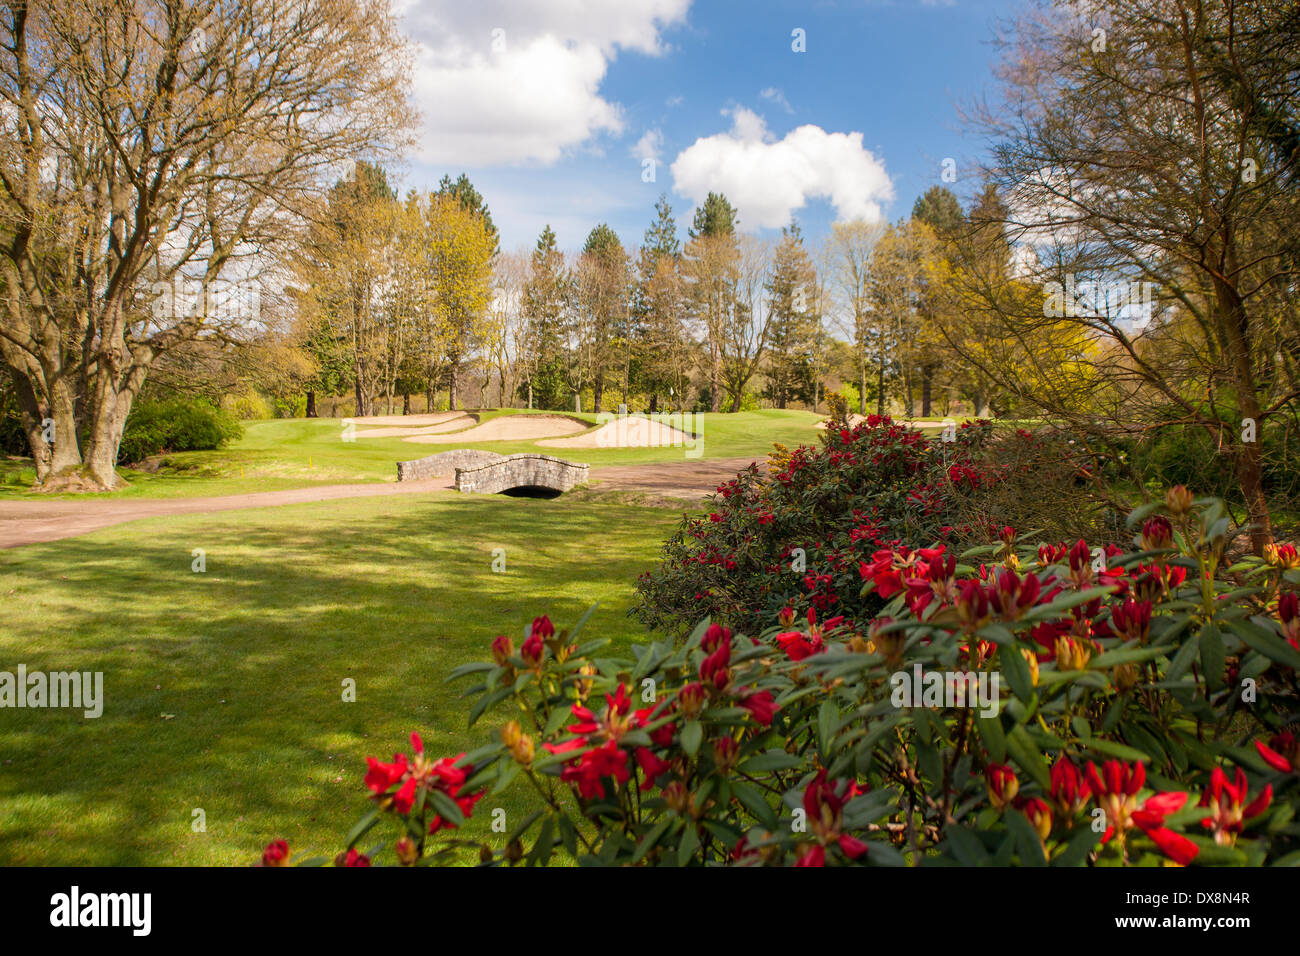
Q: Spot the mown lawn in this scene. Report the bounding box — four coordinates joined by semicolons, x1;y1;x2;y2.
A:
0;492;682;864
0;408;827;499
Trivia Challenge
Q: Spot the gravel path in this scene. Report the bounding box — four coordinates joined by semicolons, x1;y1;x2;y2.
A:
0;457;762;548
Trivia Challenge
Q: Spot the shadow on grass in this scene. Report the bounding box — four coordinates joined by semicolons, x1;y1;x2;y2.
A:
0;494;679;864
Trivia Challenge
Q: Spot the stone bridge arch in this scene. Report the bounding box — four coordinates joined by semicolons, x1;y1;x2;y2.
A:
454;454;590;496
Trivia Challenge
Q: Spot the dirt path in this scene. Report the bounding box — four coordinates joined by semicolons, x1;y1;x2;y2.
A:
0;457;762;548
586;457;761;498
0;479;452;549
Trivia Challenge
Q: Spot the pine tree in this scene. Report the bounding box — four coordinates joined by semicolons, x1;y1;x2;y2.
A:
763;221;819;409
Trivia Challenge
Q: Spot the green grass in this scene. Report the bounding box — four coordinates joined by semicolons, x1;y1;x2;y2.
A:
0;493;682;864
0;408;826;500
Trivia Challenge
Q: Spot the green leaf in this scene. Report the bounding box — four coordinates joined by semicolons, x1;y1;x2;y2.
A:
817;699;839;756
1003;807;1047;866
345;807;380;849
976;714;1007;764
742;750;802;773
677;823;700;866
1200;623;1226;691
427;788;466;827
999;643;1034;702
527;814;555;867
1226;619;1300;670
632;817;674;863
1165;632;1201;682
1005;725;1050;790
1084;738;1151;763
731;780;779;830
681;720;703;758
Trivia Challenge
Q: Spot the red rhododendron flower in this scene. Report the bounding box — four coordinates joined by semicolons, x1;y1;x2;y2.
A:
1199;766;1272;845
340;848;371;867
1256;732;1299;774
261;839;290;867
776;630;822;661
1050;756;1091;818
737;688;778;726
635;747;672;790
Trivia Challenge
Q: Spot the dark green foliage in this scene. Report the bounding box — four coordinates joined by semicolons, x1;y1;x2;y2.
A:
117;398;243;464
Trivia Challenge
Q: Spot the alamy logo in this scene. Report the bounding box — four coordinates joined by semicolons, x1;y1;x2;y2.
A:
50;886;151;936
889;664;1001;717
0;666;103;718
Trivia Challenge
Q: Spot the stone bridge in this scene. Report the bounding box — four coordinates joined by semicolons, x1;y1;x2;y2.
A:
454;453;590;496
397;449;504;482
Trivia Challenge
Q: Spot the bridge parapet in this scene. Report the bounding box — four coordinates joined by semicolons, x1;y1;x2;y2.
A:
454;454;590;495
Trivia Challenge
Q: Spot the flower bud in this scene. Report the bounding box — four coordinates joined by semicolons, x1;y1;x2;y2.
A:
394;835;420;866
662;780;691;815
1266;544;1300;570
1021;647;1040;686
1165;485;1194;516
261;839;290;867
713;736;740;773
1055;636;1092;671
777;606;796;627
505;839;524;863
479;844;494;864
678;682;706;719
1112;663;1140;694
985;764;1019;811
491;635;513;666
501;720;522;749
1141;516;1173;551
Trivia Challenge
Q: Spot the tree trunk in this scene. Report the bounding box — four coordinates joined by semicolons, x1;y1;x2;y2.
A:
921;365;933;418
1214;277;1273;553
402;392;410;415
447;362;459;411
876;350;886;416
649;393;659;414
573;391;581;414
593;376;604;414
306;390;318;418
354;378;369;418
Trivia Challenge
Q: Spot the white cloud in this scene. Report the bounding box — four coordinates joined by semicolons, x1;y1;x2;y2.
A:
670;108;894;229
632;127;663;161
398;0;691;166
759;87;793;113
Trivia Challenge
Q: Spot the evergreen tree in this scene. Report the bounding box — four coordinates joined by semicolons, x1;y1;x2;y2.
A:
763;221;820;408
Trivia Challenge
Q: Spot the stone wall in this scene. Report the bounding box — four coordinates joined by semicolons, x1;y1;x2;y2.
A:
454;454;590;495
396;449;505;481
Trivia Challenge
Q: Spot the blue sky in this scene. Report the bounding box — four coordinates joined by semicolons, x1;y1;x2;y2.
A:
397;0;1024;254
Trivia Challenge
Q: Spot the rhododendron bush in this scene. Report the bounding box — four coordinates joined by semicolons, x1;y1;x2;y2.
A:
267;490;1300;866
633;413;1064;638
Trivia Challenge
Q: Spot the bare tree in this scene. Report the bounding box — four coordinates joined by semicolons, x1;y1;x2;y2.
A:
966;0;1300;551
0;0;412;489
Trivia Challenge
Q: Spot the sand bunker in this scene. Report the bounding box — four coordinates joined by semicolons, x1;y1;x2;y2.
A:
539;415;695;450
350;411;466;426
353;413;476;438
403;414;588;444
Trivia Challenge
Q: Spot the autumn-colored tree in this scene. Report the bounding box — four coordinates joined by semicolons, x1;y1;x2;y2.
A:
521;226;570;411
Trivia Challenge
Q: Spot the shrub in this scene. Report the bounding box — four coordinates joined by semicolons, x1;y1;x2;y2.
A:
633;413;1001;638
221;387;275;421
266;491;1300;867
117;397;242;464
0;380;29;456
